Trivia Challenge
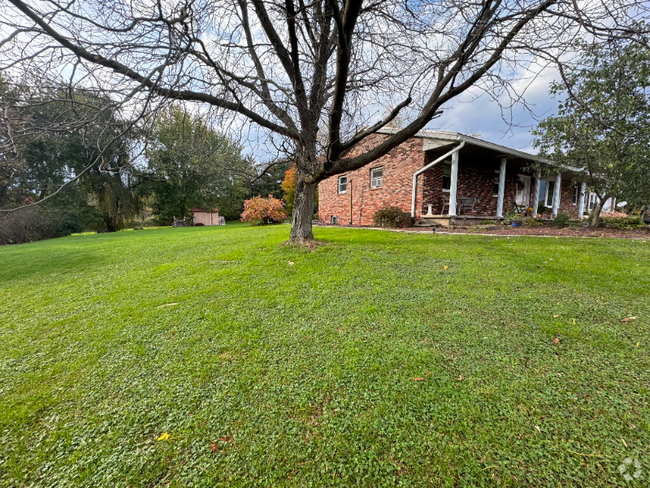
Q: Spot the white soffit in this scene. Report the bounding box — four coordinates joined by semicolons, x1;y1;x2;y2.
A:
422;138;458;151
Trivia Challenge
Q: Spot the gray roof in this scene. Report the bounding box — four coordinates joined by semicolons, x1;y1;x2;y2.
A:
376;128;582;173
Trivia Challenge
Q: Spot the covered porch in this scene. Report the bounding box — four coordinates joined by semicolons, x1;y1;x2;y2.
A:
409;131;583;226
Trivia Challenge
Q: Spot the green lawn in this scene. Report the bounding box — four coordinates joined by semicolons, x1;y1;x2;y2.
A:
1;224;648;487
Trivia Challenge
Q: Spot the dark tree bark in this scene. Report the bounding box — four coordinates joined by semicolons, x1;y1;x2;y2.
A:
104;215;118;233
590;194;610;228
290;178;317;242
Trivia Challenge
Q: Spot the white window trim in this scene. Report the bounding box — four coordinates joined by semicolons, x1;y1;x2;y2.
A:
338;175;347;194
587;192;598;212
544;180;555;207
493;169;500;197
442;161;451;192
370;166;383;189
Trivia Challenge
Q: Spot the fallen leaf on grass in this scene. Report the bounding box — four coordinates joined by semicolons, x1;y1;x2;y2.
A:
553;337;560;345
457;375;463;381
211;443;218;452
157;433;170;441
621;316;638;322
156;303;179;308
288;261;294;266
553;314;559;318
413;371;431;381
443;265;448;270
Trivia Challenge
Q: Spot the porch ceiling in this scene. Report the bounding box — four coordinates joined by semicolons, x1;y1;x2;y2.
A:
377;127;582;177
422;137;582;179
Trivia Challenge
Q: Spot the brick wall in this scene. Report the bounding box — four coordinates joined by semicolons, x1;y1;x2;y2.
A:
420;157;521;216
317;134;571;225
558;180;580;218
318;135;425;226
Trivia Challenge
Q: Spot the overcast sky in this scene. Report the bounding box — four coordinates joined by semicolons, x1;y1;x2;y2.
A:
425;65;560;153
231;62;563;163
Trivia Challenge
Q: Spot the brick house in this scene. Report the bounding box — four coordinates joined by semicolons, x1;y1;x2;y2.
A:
318;129;592;227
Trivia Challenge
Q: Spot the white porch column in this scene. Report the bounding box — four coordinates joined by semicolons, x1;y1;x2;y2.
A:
532;170;542;216
577;181;586;218
448;149;459;216
551;172;562;217
496;158;507;218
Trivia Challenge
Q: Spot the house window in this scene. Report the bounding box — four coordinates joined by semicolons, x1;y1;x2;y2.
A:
442;162;451;191
493;170;500;197
588;193;598;212
370;166;383;189
338;175;347;194
572;186;579;205
330;215;338;225
545;180;555;207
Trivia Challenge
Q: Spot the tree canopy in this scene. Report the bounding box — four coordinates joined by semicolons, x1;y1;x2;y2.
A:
146;106;253;222
0;82;139;234
533;41;650;225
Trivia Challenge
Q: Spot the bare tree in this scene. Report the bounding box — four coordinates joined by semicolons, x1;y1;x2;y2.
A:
1;0;648;242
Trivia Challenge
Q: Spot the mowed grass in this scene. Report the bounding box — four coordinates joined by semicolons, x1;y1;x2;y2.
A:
0;224;649;487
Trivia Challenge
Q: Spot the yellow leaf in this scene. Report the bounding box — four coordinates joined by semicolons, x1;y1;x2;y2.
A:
157;432;170;441
444;265;448;270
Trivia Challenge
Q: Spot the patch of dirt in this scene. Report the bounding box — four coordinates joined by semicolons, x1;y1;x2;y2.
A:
439;225;650;239
280;239;330;251
317;223;650;239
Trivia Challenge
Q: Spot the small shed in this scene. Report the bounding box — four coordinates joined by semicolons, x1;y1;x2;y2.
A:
192;208;222;226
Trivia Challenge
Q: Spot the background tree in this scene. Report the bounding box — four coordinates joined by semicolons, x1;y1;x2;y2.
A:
2;0;648;242
1;81;138;237
281;164;317;218
250;160;293;201
146;106;252;223
281;165;296;216
533;41;650;226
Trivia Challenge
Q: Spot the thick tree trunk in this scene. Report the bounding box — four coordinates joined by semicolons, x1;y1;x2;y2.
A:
589;195;608;227
289;178;316;243
104;215;118;232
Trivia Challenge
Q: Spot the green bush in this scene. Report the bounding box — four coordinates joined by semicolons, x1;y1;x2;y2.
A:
0;205;91;245
373;206;413;228
552;213;570;227
600;215;645;229
503;208;524;225
523;218;545;227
